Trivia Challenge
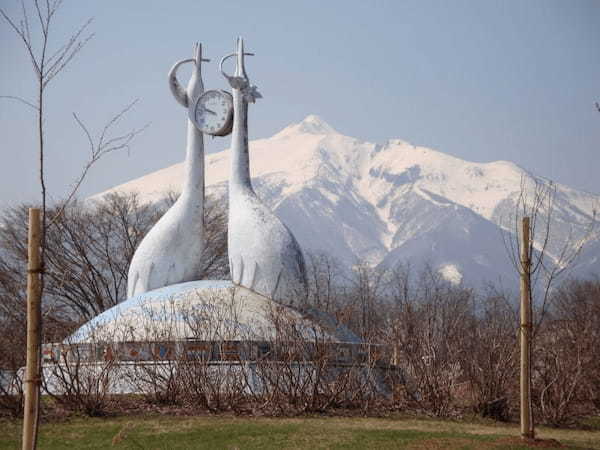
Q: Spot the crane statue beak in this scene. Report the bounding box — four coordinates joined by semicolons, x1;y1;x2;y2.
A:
235;37;262;102
234;37;248;80
220;37;262;101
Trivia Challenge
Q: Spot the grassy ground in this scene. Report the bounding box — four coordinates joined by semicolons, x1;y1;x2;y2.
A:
1;415;599;449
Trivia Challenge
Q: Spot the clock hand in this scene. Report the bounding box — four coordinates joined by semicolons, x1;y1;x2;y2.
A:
203;107;217;115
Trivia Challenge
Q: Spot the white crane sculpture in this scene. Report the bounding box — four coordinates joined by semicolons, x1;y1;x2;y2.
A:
220;37;308;305
127;43;209;297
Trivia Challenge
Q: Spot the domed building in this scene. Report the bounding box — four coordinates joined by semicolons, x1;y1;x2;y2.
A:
52;280;361;361
41;39;387;395
42;281;372;395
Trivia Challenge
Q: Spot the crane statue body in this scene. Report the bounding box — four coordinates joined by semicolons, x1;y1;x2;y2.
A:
127;43;209;298
221;37;308;305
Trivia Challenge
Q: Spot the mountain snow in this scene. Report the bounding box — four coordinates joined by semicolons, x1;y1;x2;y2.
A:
95;115;599;287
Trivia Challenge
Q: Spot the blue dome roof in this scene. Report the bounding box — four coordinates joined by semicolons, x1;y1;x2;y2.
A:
69;280;360;345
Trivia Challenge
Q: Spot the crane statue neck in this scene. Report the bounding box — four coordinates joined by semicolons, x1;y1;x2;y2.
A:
181;107;205;202
181;64;205;203
126;43;208;298
167;43;208;204
222;37;308;305
230;87;253;195
222;38;261;198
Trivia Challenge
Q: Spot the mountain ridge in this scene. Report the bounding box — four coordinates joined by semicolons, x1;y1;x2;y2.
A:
94;115;599;286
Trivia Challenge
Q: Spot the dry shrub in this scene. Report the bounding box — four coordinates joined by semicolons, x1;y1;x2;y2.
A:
384;267;472;417
42;341;115;416
532;278;600;426
460;287;518;421
177;290;249;412
250;303;381;415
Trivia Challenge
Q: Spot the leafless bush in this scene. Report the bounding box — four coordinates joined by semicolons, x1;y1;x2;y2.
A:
0;297;75;417
251;302;381;415
0;317;25;418
121;303;184;406
0;262;27;417
177;290;249;412
115;288;251;411
531;278;600;426
344;262;390;342
305;252;344;314
30;269;592;423
384;265;473;417
42;337;115;416
460;286;518;421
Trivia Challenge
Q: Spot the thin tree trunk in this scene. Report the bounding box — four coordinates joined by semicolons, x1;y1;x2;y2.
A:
22;208;42;450
38;58;47;268
520;216;534;440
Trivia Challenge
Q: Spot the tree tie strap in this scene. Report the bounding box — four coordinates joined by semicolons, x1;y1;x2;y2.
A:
24;377;41;383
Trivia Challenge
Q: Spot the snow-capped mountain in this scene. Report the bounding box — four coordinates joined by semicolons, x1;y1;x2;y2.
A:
95;115;599;287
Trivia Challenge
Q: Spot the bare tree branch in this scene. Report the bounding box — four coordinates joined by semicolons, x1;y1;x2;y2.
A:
48;102;149;226
503;173;599;337
0;5;41;76
0;95;39;111
20;0;32;44
3;2;146;226
72;112;95;156
43;18;94;87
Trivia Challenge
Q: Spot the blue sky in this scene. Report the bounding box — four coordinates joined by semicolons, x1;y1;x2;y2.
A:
1;0;599;208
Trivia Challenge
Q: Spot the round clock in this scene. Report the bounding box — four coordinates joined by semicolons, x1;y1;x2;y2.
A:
189;89;233;136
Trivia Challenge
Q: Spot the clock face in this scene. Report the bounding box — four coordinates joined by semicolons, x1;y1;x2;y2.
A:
189;90;233;136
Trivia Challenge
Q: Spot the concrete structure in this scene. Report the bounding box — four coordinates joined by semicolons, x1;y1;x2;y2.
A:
127;43;209;297
40;281;375;395
222;38;308;306
38;39;381;397
70;280;359;346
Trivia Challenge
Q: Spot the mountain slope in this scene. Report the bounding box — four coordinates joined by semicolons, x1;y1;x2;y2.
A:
95;115;599;286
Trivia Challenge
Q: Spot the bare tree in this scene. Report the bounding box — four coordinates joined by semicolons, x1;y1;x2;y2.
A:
383;265;474;417
305;251;343;313
345;262;390;341
531;277;600;426
0;192;229;323
0;194;151;321
1;2;146;444
460;285;519;421
501;175;597;436
503;175;597;331
1;0;147;292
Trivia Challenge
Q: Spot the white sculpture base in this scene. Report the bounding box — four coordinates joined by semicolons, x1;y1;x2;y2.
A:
71;280;358;344
35;280;384;396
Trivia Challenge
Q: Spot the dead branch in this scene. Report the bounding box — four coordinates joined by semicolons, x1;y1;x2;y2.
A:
47;101;150;226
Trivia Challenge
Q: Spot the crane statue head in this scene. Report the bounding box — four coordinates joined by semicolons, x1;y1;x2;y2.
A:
168;42;210;108
220;37;262;103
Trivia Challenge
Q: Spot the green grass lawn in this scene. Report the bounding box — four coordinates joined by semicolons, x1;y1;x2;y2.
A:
1;415;599;449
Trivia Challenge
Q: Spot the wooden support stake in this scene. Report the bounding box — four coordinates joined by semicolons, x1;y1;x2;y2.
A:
22;208;41;450
520;216;534;440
